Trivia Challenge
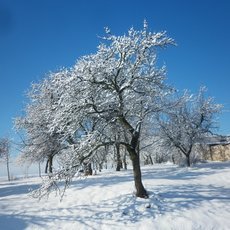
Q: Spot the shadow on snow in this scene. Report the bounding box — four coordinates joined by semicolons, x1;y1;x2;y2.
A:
0;214;28;230
0;162;229;227
0;183;39;198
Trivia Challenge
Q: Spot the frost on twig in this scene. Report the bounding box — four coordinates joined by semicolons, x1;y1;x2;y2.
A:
30;166;80;201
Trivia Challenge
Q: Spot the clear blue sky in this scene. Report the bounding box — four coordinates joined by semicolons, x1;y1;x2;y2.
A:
1;0;230;140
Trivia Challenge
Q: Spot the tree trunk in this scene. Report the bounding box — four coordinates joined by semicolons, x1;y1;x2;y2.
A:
145;155;153;165
123;149;127;170
49;156;53;173
6;153;10;181
45;155;53;174
119;117;147;197
186;154;191;167
45;159;48;174
84;162;93;176
99;163;102;172
127;146;148;198
209;146;213;161
149;155;153;165
38;162;41;177
115;143;122;171
172;154;175;164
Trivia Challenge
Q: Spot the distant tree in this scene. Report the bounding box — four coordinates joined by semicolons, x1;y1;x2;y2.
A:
156;88;222;167
14;72;66;174
0;137;11;181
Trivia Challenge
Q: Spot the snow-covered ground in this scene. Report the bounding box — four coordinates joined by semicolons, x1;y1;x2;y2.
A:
0;162;230;230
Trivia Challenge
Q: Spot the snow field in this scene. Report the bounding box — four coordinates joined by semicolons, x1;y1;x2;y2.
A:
0;162;230;230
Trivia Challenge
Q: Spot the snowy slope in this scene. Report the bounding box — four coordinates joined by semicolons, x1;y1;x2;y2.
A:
0;162;230;230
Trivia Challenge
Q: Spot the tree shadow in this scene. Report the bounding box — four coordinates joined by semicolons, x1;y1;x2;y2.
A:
195;161;230;170
0;163;230;228
70;170;134;190
0;214;28;230
1;182;229;229
53;183;230;226
141;162;230;181
0;183;39;197
155;184;230;212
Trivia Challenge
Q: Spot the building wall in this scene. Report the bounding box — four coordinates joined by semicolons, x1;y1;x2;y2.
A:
207;144;230;161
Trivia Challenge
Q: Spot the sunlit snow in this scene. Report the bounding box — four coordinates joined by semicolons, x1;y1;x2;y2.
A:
0;162;230;229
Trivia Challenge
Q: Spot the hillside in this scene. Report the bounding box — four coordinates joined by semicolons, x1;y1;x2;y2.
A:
0;162;230;230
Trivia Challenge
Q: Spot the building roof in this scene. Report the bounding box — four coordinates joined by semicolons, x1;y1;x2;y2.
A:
203;135;230;146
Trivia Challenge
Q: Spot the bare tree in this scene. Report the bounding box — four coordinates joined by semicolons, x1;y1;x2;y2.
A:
156;88;222;166
0;138;11;181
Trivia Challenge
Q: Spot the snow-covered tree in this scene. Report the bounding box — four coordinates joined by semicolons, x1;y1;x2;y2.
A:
50;22;174;197
14;71;67;173
0;137;11;181
16;22;174;198
141;135;170;164
156;88;222;166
